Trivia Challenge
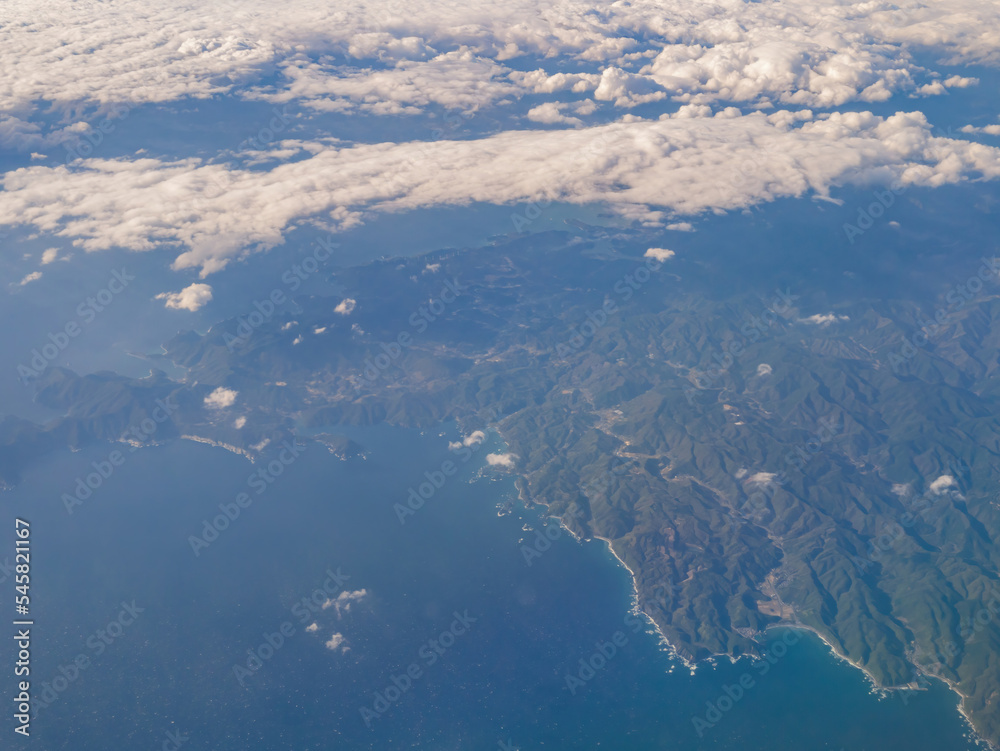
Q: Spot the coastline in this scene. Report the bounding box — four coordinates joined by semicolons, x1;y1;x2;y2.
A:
492;422;993;749
764;621;989;749
591;531;702;672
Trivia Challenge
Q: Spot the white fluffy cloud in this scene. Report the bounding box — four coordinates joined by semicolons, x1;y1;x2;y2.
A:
756;363;773;376
526;102;583;127
1;110;997;275
0;0;998;282
929;475;957;494
324;633;349;652
1;0;998;121
800;313;850;325
644;248;675;262
486;453;516;467
260;49;518;114
204;387;238;410
594;67;666;107
448;430;486;451
156;283;213;311
747;472;777;486
961;124;1000;136
322;588;369;617
334;298;357;315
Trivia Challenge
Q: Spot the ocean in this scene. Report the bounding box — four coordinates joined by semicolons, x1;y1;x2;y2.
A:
1;424;981;750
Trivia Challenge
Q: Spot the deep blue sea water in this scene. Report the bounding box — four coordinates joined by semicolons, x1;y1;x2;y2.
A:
0;426;982;750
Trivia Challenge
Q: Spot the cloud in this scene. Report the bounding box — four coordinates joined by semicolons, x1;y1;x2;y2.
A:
961;124;1000;136
305;622;318;633
17;271;42;286
324;633;349;652
156;283;213;311
644;247;675;262
486;452;515;467
233;416;247;429
204;387;238;409
800;313;849;325
0;0;998;285
943;75;979;88
448;430;486;451
261;49;519;115
929;475;957;494
0;0;998;129
594;67;666;107
40;247;59;265
322;588;369;617
526;102;583;127
747;472;776;486
757;363;772;376
3;110;998;276
334;298;356;315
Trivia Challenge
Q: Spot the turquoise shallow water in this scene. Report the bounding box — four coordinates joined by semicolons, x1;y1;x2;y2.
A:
0;425;982;750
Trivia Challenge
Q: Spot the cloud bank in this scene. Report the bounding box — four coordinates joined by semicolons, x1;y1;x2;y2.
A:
0;0;998;278
1;109;998;274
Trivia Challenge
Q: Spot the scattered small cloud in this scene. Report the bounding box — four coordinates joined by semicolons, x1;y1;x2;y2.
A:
448;430;486;450
334;298;356;315
204;386;238;410
305;622;319;633
943;75;979;88
40;247;59;265
313;326;327;334
424;263;441;273
233;416;247;429
156;283;213;312
891;483;911;497
644;247;675;262
322;588;369;618
281;320;298;330
747;471;776;486
800;313;849;326
929;475;956;494
18;271;42;286
325;633;349;652
486;453;516;468
756;363;772;376
960;124;1000;136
